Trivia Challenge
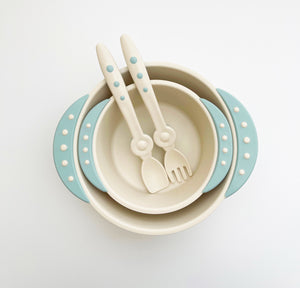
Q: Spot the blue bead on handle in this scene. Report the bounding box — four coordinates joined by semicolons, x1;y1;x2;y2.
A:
53;95;89;202
78;99;110;192
201;99;233;193
217;89;258;198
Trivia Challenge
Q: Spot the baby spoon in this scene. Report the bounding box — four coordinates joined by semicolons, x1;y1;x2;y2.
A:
96;43;169;193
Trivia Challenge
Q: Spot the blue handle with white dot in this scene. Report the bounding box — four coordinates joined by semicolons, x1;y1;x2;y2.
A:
53;89;257;201
53;95;89;202
78;99;110;192
217;89;258;198
201;99;233;193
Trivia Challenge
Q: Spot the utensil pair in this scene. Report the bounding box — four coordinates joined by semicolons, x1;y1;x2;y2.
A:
96;35;192;193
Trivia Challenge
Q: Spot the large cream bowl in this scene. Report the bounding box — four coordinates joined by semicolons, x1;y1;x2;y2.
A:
53;62;258;235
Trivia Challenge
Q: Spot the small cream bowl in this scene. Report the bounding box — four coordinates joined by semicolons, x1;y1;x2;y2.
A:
93;80;218;214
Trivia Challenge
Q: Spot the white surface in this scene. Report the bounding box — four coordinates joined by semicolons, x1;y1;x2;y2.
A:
0;0;299;287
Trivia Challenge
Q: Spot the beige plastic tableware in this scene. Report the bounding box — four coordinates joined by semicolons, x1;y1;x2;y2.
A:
120;34;192;183
93;79;218;214
96;44;169;193
55;62;255;235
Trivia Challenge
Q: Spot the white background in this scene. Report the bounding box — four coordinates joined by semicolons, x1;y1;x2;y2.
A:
1;0;300;287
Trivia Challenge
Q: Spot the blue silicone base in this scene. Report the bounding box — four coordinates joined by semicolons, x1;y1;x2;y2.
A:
217;89;258;198
53;95;89;202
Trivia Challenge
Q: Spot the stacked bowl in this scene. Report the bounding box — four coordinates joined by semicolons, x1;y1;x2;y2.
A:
53;37;258;235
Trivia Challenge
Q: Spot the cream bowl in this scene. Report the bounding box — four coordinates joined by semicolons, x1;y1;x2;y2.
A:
71;62;238;235
93;80;217;214
54;62;259;234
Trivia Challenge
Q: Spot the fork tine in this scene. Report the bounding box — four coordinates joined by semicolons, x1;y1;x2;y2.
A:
184;164;193;177
179;166;188;180
174;168;182;183
167;170;176;183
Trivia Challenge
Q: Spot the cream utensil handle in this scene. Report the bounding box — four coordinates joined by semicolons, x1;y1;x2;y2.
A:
120;34;176;150
96;44;153;159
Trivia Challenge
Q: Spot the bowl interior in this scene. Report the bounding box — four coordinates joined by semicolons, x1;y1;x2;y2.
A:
93;80;217;214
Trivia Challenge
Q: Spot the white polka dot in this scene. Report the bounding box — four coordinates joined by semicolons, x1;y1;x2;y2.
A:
244;137;250;144
62;129;68;136
62;160;68;166
86;123;91;128
222;135;228;141
68;114;74;120
220;123;225;128
222;147;228;153
244;153;250;159
234;107;240;113
68;176;74;182
83;135;89;140
85;160;90;165
221;161;226;166
239;169;245;175
60;144;67;151
241;122;248;128
83;147;88;153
